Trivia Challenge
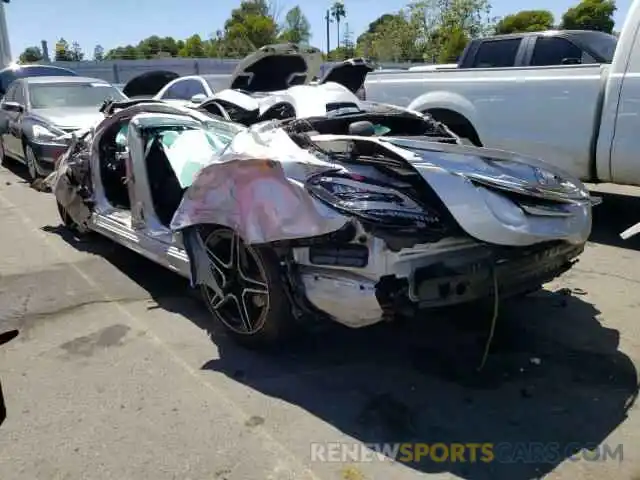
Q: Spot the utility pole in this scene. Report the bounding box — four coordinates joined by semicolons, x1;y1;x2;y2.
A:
325;9;331;58
0;0;10;67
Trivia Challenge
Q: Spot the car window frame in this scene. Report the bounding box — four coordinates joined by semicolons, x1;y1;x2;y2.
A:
183;79;207;98
2;83;16;102
163;78;207;100
163;80;186;100
472;38;523;68
13;83;25;106
530;36;589;66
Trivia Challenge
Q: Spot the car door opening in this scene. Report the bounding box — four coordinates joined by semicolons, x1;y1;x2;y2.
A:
143;127;190;228
99;121;132;210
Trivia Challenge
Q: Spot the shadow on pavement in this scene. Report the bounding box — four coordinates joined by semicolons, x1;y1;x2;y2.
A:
590;190;640;250
1;158;31;185
1;157;51;191
43;224;638;480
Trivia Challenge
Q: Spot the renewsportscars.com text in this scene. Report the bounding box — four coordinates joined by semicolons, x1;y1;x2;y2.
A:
310;442;624;464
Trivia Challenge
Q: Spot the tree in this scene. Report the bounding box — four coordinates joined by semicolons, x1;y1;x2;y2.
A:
409;0;493;62
223;0;279;54
356;10;423;61
342;23;355;57
70;41;84;61
136;35;180;58
54;38;73;61
560;0;616;33
93;44;104;61
279;5;311;44
105;45;140;60
18;46;43;63
178;34;207;57
436;26;469;62
331;1;346;49
495;10;554;34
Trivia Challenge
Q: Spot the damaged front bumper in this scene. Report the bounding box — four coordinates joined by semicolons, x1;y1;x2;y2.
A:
295;233;584;328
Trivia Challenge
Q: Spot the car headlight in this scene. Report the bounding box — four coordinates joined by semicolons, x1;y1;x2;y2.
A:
32;124;62;141
306;170;441;227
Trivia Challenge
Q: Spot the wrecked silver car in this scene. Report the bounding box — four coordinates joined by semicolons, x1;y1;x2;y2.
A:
46;62;595;347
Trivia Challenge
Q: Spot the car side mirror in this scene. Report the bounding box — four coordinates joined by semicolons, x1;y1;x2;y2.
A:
190;93;207;104
2;101;23;112
561;57;581;65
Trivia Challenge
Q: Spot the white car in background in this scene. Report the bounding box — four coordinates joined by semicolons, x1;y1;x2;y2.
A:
152;74;232;104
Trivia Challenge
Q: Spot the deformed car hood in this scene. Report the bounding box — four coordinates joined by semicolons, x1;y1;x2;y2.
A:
229;43;323;92
122;70;180;98
170;127;592;247
318;58;374;93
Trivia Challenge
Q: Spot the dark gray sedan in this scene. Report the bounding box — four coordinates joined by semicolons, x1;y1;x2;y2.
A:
0;76;127;180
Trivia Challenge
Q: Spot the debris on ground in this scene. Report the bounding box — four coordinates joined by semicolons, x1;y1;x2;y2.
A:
30;178;51;193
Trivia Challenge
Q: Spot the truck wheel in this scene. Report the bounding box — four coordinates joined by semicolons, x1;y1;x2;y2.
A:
426;109;482;147
199;227;297;348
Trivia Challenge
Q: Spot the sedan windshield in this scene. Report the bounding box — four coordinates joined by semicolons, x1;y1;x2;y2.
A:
28;83;127;109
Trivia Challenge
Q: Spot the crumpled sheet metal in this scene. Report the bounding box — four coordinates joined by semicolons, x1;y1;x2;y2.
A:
181;227;224;292
45;136;93;229
170;128;349;244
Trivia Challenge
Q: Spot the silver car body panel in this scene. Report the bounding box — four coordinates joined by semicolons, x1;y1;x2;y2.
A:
48;87;593;328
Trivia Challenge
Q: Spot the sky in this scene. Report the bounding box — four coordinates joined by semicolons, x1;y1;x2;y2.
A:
4;0;633;59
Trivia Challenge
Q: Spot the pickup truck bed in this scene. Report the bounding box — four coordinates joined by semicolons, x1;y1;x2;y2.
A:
365;64;606;181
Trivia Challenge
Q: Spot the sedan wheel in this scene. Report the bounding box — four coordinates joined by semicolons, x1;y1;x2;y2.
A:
0;139;7;166
57;201;87;235
25;145;41;181
200;227;295;347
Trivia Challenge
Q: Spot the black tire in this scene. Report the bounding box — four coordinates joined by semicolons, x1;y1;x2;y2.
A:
0;139;7;167
199;227;296;348
24;144;41;181
56;200;86;235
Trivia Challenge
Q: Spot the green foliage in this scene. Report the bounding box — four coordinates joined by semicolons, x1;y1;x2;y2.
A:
52;0;621;65
279;6;311;44
356;11;423;61
331;1;347;49
93;45;105;61
54;38;73;61
495;10;554;34
560;0;617;33
18;46;43;63
223;0;278;54
70;41;84;61
179;34;207;58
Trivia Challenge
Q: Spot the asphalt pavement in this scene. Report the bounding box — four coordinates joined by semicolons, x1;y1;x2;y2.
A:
1;159;640;480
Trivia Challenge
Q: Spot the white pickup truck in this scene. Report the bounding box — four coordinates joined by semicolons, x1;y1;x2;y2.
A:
364;3;639;187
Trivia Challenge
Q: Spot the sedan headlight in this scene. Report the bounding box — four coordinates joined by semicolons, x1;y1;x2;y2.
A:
32;124;63;141
306;170;441;227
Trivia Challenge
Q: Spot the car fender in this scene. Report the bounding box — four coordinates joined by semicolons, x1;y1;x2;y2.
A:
408;91;480;136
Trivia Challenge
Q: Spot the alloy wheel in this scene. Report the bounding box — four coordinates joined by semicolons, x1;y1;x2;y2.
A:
25;146;39;180
202;229;270;335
